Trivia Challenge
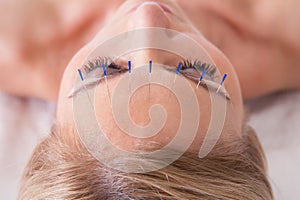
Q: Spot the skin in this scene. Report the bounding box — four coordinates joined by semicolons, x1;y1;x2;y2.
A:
1;0;300;101
56;0;243;152
184;0;300;99
0;0;300;150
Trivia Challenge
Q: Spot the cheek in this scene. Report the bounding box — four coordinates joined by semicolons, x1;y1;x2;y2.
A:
56;41;104;124
197;35;244;132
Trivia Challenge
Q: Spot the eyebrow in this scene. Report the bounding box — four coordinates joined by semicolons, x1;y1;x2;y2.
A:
68;66;231;100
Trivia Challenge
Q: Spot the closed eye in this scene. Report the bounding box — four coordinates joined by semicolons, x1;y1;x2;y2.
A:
68;57;230;100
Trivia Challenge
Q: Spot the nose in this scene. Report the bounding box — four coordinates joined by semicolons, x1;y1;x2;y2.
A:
128;2;170;28
125;2;173;66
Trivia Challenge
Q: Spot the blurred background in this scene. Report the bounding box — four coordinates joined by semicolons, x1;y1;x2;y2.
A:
0;1;299;200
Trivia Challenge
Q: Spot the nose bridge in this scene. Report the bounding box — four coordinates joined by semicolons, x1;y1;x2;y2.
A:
127;49;180;71
128;2;170;28
129;50;158;68
126;2;172;66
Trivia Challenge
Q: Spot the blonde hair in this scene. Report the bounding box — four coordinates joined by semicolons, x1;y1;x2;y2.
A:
18;124;273;200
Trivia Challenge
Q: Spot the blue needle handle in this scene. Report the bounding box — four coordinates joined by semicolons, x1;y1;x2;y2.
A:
78;69;84;81
220;74;228;85
149;60;152;73
200;70;206;81
128;61;131;73
176;62;182;75
102;64;107;76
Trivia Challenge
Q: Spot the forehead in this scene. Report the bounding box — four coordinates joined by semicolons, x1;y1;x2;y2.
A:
56;26;244;166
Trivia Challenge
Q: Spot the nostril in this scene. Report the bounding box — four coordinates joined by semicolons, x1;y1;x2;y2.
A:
128;2;170;28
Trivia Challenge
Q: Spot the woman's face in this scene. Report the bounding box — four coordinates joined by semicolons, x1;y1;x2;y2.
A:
57;0;244;153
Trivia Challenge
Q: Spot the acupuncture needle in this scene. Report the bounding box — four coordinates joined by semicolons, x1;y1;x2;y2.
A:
102;63;112;104
196;69;206;89
128;60;132;91
149;60;152;101
168;62;182;102
77;69;93;107
216;74;228;93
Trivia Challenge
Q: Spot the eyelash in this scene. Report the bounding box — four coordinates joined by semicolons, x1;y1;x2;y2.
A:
81;56;217;79
181;59;217;79
82;57;126;76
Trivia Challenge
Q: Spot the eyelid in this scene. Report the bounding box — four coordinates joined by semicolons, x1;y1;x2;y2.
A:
165;66;230;100
84;63;126;79
68;65;230;101
82;57;115;75
185;75;231;100
68;72;124;98
181;59;218;81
